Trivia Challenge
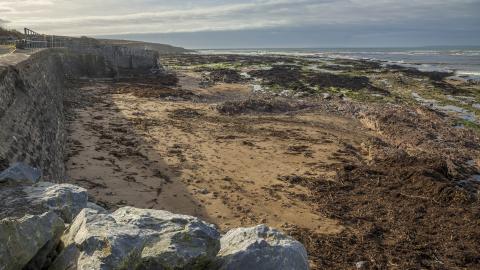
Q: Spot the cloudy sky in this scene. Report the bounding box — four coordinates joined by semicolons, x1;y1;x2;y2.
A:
1;0;479;48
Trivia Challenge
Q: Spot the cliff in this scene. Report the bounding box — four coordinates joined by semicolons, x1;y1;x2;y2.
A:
98;38;193;54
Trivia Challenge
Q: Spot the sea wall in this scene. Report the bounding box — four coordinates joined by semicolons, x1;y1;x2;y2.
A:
0;47;158;182
66;39;160;76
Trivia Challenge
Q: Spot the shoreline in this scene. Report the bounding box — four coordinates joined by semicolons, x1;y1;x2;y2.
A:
195;48;480;82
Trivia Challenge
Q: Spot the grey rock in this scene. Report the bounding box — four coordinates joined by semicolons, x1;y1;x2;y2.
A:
60;206;220;269
0;212;65;270
24;182;88;223
217;225;309;270
0;181;87;270
279;90;294;97
24;182;87;223
0;182;88;223
0;162;42;184
86;202;107;213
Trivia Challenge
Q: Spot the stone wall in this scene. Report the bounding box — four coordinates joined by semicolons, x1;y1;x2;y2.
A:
0;47;158;182
66;38;160;76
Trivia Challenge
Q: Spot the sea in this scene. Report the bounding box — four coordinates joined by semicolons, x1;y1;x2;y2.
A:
198;47;480;81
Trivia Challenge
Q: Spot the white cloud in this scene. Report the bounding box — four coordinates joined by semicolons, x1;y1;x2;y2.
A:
0;0;478;36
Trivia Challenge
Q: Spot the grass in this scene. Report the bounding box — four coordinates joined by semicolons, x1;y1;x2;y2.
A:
457;119;480;133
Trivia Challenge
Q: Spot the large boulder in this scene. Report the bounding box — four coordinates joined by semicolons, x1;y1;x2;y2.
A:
0;181;88;223
56;206;221;269
216;225;309;270
23;182;88;223
0;179;88;270
0;212;65;270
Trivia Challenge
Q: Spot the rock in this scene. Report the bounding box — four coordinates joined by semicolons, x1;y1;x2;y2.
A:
86;202;107;213
24;182;88;223
279;90;294;97
216;225;309;270
198;188;210;195
60;206;220;269
0;182;88;223
23;182;88;223
0;162;42;184
355;261;369;269
322;93;332;100
0;181;87;270
293;92;310;98
0;212;65;270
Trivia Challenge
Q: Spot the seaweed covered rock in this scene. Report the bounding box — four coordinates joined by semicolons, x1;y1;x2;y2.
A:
206;68;244;83
248;65;305;91
56;206;221;269
387;64;454;81
304;72;370;91
216;97;316;115
216;225;309;270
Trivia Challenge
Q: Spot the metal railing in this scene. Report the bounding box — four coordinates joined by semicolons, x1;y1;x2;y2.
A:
22;28;66;49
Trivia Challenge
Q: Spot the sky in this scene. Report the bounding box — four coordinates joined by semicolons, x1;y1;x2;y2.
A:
0;0;479;49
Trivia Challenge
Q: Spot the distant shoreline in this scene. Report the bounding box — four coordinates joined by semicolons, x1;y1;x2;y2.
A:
195;47;480;81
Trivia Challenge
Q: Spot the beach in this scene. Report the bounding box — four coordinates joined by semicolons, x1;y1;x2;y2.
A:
64;52;480;269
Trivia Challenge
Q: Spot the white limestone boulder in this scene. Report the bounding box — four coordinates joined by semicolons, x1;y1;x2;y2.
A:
216;225;309;270
0;179;88;270
57;206;221;269
23;182;88;223
0;181;88;224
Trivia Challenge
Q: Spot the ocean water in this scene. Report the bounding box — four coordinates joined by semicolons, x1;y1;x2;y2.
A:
198;47;480;81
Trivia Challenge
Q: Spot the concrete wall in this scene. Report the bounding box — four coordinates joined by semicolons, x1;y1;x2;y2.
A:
0;47;158;181
66;38;159;76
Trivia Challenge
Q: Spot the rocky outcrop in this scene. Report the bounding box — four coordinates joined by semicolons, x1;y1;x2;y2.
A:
216;225;309;270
